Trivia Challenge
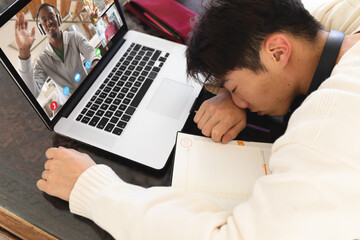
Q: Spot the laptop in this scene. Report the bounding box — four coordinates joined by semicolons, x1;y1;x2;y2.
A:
0;0;201;170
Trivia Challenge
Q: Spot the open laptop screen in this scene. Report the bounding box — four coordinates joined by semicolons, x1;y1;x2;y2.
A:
0;0;126;126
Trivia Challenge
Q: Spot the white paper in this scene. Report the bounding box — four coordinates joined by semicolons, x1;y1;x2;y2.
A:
172;132;272;211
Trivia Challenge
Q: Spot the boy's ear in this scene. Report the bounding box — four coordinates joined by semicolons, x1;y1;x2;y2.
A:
264;34;291;67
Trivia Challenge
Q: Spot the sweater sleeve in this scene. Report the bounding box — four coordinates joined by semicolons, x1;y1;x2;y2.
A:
18;56;47;97
69;165;236;240
311;0;360;34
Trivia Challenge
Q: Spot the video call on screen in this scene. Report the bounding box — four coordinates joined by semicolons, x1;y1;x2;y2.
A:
0;0;123;119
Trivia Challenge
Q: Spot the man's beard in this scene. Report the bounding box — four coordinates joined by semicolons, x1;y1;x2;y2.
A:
51;32;58;39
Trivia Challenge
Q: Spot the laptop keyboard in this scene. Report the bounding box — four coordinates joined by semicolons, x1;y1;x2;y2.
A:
76;43;169;136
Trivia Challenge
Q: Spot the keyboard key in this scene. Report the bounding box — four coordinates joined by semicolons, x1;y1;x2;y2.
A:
119;104;127;111
116;81;125;87
112;127;123;135
86;110;95;117
95;98;103;105
132;71;140;77
113;99;121;105
105;111;113;118
117;93;125;99
97;117;109;129
105;98;113;104
105;123;115;132
81;116;90;124
121;114;131;122
134;44;141;51
117;121;127;129
126;56;134;61
115;70;123;77
109;92;117;98
125;106;136;116
127;92;135;99
130;78;153;108
152;67;161;72
110;116;119;124
89;116;100;126
130;87;138;93
121;87;129;93
151;50;161;61
123;98;131;105
100;103;109;110
76;114;83;121
90;104;99;111
114;110;123;117
132;60;139;65
96;110;105;116
140;71;149;77
148;72;157;80
109;105;117;111
121;75;129;81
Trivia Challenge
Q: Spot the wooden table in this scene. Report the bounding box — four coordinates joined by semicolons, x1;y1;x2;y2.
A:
0;1;284;239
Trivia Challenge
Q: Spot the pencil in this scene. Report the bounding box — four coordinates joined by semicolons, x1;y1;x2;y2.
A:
246;123;271;133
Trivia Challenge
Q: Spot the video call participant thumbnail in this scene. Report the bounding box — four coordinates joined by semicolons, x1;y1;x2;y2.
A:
15;3;100;99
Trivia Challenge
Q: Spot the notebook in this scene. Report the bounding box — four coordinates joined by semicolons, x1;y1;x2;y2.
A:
0;0;201;170
172;132;272;210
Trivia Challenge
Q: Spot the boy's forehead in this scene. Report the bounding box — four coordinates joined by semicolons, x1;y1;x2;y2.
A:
39;6;55;18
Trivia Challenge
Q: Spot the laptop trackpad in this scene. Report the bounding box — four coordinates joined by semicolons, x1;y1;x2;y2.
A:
147;78;194;119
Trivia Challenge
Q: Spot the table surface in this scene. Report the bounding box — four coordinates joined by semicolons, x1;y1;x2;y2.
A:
0;1;284;239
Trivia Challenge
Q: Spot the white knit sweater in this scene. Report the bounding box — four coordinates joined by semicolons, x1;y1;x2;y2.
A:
69;0;360;239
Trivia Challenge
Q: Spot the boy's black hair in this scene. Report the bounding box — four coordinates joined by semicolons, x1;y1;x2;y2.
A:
186;0;323;86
